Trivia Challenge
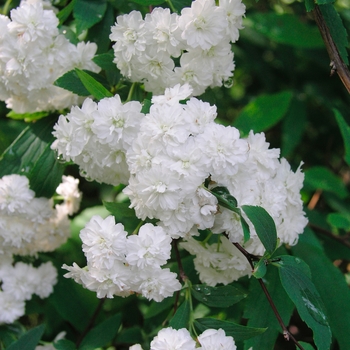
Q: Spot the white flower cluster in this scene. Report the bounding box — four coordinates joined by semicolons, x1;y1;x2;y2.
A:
110;0;245;96
63;216;181;301
130;327;236;350
0;174;81;256
0;0;100;113
53;84;307;287
0;255;57;324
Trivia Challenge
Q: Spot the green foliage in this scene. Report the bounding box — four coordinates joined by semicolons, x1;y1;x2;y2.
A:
6;324;45;350
169;299;191;329
334;109;350;166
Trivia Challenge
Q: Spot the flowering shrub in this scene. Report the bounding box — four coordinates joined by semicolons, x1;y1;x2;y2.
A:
0;0;350;350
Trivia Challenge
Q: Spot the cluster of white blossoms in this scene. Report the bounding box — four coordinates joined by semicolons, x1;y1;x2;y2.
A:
0;256;57;324
0;174;81;256
63;216;181;301
54;83;307;288
129;327;236;350
110;0;245;96
0;0;100;113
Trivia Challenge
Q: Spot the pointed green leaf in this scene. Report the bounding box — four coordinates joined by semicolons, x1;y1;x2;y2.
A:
93;51;118;72
57;0;77;24
210;186;239;212
242;205;277;255
7;324;45;350
334;109;350;166
241;215;251;243
298;342;315;350
275;255;331;350
194;318;266;341
252;258;267;279
54;70;90;96
191;284;247;308
75;68;113;100
319;4;349;65
54;339;77;350
6;111;49;122
0;117;65;198
79;313;122;350
144;296;175;319
169;299;191;330
234;91;293;134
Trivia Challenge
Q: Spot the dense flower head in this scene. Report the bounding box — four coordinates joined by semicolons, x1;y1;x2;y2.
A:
0;0;100;113
110;0;246;96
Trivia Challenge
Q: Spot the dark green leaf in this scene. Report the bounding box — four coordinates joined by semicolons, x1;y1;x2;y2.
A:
304;166;349;199
75;68;113;100
6;111;49;122
93;51;118;72
194;318;266;341
54;70;91;96
0;117;65;198
316;0;334;3
210;186;239;212
275;255;331;350
144;296;175;319
241;215;251;243
7;324;45;350
298;342;315;350
245;13;324;48
79;313;122;350
305;0;315;11
57;0;77;24
129;0;165;5
191;284;247;308
169;299;191;330
319;4;349;65
334;109;350;166
54;339;77;350
234;91;293;134
242;205;277;255
252;258;267;279
327;212;350;230
244;255;294;350
73;0;107;36
292;228;350;350
116;326;143;344
171;0;193;13
141;99;152;114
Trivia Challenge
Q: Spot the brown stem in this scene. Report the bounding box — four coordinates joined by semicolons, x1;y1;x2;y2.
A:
308;223;350;249
312;5;350;94
232;241;305;350
307;189;323;210
76;298;106;347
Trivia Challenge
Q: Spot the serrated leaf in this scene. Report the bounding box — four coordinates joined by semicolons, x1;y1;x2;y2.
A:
334;109;350;166
319;4;349;65
194;318;266;341
73;0;107;36
242;205;277;255
191;284;247;308
234;91;293;134
304;166;349;199
275;255;331;350
75;68;113;100
79;313;122;350
6;324;45;350
0;117;65;198
169;299;191;330
54;339;77;350
245;13;324;48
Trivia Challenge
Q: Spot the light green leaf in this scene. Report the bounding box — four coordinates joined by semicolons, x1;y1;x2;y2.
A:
169;299;191;330
245;13;324;48
275;255;331;350
234;91;293;134
319;4;349;65
0;117;65;198
194;318;266;341
327;212;350;230
6;111;49;122
75;68;113;100
191;284;247;308
7;324;45;350
73;0;107;36
242;205;277;255
57;0;76;24
304;166;349;199
79;313;122;350
334;109;350;166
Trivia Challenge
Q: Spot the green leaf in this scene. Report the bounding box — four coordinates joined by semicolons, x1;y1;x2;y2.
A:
54;339;77;350
57;0;77;24
141;99;152;114
116;326;143;344
298;342;315;350
7;324;45;350
316;0;334;3
75;68;113;100
210;186;239;212
79;313;122;350
244;256;294;350
194;318;266;341
319;4;349;65
129;0;165;5
169;299;191;330
234;91;293;134
171;0;193;13
275;255;331;350
242;205;277;256
93;51;118;71
144;296;175;319
54;70;91;96
241;215;251;243
252;258;267;279
327;212;350;230
334;109;350;166
292;228;350;350
0;117;65;198
191;284;247;308
6;111;49;122
245;13;324;48
304;166;349;199
305;0;315;11
73;0;107;36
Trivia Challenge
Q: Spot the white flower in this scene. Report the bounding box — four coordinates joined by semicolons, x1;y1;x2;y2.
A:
33;262;57;298
56;175;82;215
0;291;25;324
150;327;196;350
198;328;236;350
151;83;193;106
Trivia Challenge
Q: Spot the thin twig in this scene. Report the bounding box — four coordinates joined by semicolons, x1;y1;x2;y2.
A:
308;223;350;249
232;241;305;350
172;239;187;283
76;298;106;347
312;5;350;94
307;189;323;210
